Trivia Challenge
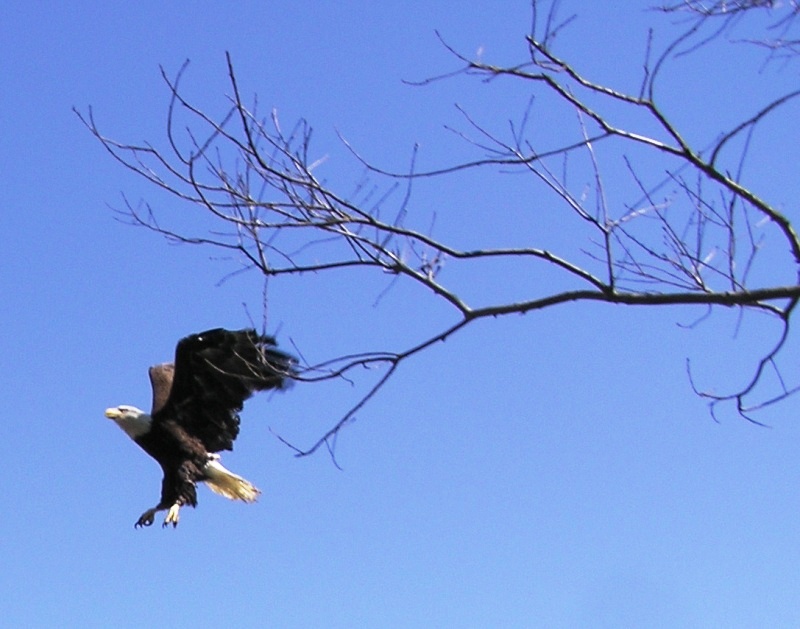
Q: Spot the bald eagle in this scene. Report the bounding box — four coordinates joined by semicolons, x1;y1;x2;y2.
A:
105;328;295;528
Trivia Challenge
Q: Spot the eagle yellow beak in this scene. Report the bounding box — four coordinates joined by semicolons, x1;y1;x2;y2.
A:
105;407;122;419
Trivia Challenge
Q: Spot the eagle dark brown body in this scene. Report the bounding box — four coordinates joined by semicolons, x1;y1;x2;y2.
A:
105;328;295;528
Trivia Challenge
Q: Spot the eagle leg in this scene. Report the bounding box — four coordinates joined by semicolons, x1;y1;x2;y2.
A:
135;507;158;528
163;503;181;528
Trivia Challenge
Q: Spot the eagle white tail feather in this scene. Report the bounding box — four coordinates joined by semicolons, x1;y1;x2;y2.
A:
203;457;261;502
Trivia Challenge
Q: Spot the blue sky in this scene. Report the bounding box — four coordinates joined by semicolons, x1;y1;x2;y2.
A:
3;2;800;627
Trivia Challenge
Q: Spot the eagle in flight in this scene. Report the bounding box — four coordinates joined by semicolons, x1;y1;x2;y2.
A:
105;328;295;528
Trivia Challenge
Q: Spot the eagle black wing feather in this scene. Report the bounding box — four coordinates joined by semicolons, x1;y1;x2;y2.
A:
153;328;295;453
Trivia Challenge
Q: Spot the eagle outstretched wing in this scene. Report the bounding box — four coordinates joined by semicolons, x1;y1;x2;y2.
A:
150;328;295;452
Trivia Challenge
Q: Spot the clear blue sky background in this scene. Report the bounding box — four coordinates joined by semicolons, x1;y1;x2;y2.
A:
3;2;800;627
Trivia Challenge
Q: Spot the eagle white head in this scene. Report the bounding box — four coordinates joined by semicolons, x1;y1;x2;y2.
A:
105;405;152;439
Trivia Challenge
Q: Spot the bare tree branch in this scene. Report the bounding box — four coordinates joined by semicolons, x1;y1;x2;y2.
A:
78;2;800;455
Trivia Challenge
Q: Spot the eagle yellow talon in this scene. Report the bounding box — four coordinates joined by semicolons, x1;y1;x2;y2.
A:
163;503;181;528
135;508;157;528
